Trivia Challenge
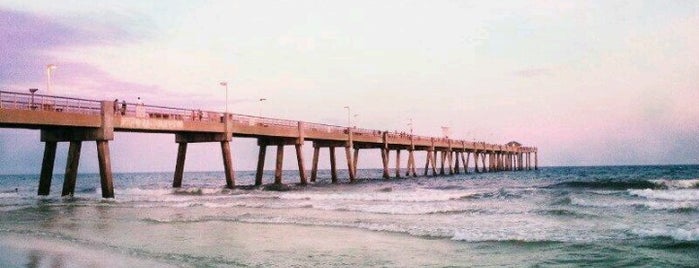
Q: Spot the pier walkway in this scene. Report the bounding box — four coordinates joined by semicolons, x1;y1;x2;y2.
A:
0;90;537;198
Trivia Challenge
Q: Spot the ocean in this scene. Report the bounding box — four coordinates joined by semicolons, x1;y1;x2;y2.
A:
0;166;697;267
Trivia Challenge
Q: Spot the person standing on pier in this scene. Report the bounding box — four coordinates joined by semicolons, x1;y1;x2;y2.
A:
121;100;127;116
113;99;119;115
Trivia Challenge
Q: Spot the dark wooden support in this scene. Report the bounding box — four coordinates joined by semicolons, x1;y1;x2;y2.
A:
220;141;235;188
447;151;454;175
481;152;487;172
173;142;188;188
329;146;338;183
38;141;57;196
274;144;284;184
62;141;82;197
295;144;307;185
311;146;319;182
473;151;480;173
395;149;401;178
345;146;355;182
96;140;114;198
255;144;267;186
535;152;538;170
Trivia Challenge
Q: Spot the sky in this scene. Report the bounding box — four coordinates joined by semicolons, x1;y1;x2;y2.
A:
1;0;698;174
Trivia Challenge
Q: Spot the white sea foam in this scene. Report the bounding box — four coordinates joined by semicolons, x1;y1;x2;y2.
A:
632;227;699;241
0;192;19;198
650;179;699;189
628;189;699;201
278;189;478;203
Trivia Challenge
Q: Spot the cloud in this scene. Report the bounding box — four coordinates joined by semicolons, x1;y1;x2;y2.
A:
0;8;161;97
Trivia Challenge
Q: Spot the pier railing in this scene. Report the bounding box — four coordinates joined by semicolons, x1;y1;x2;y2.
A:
0;90;102;115
0;90;535;152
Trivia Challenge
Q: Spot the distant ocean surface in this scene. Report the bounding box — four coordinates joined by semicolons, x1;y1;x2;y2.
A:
0;166;697;267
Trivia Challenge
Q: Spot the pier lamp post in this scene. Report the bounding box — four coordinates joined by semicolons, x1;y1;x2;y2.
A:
219;81;228;114
408;118;413;135
258;98;267;117
344;106;351;128
46;64;57;95
29;88;38;109
353;114;358;128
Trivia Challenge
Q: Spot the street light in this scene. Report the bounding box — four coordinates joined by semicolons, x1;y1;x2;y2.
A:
343;106;350;128
29;88;38;109
408;118;413;135
353;114;358;128
219;81;228;114
258;98;267;117
46;64;57;95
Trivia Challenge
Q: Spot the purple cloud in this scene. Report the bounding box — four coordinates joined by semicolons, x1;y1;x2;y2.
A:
0;8;158;95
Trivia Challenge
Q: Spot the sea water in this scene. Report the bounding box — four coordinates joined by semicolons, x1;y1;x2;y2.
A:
0;166;697;267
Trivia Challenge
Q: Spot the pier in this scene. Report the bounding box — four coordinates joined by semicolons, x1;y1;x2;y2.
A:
0;90;538;198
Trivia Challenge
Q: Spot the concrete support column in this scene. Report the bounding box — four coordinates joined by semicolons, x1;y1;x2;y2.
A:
220;141;235;188
447;151;454;175
454;152;461;174
466;152;471;173
353;148;359;176
96;140;114;198
329;146;338;183
473;151;479;173
345;146;355;182
481;152;487;173
173;142;188;188
311;146;320;182
408;150;417;177
274;144;284;185
381;148;390;179
424;151;431;176
439;151;446;175
519;153;524;171
431;150;438;175
295;144;307;185
405;150;412;177
38;141;57;196
535;152;538;170
62;141;82;197
255;144;267;186
395;149;401;178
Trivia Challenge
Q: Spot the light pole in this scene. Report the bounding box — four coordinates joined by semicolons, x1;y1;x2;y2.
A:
353;114;358;128
219;81;228;114
408;118;413;135
344;106;351;128
29;88;38;109
46;64;57;95
258;98;267;117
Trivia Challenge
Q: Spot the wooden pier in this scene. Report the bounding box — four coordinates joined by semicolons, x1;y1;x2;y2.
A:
0;90;538;198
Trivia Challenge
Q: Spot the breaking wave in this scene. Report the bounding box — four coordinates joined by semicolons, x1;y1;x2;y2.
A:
632;227;699;242
628;189;699;201
546;180;661;190
547;178;699;190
